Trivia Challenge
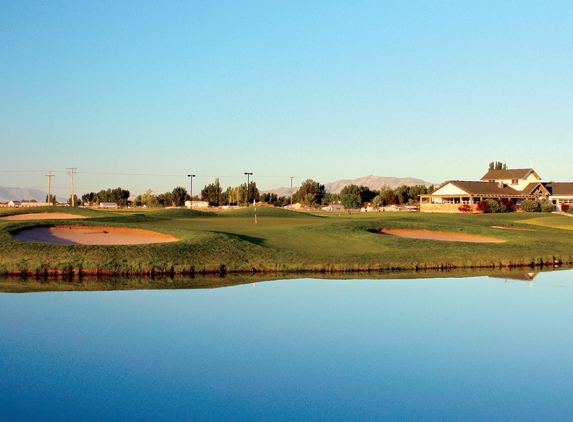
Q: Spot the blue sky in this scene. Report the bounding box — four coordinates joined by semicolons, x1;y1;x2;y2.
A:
1;1;572;197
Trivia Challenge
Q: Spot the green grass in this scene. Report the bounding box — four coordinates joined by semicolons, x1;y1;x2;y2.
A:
1;206;573;276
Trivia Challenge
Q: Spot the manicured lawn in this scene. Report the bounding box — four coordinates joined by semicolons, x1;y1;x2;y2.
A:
1;207;573;275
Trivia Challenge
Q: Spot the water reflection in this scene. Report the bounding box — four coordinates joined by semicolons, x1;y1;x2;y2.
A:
1;270;572;421
0;267;567;293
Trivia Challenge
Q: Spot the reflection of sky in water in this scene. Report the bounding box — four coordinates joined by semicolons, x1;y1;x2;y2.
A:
1;271;573;421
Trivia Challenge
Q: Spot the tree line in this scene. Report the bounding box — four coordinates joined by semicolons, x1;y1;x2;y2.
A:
75;179;434;209
288;179;434;209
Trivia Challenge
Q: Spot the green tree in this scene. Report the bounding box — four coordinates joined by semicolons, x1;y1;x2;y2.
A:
321;192;340;206
133;189;158;208
340;193;360;209
394;185;410;205
157;191;173;207
201;179;223;206
372;195;382;209
81;192;99;205
489;161;507;170
171;186;189;207
484;199;508;213
520;199;540;212
68;194;80;207
223;186;240;205
45;194;57;205
407;185;428;204
381;188;396;206
260;192;278;204
237;182;260;206
340;184;376;204
294;179;325;208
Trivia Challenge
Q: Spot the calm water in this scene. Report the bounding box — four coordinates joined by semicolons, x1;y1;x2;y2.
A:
1;271;573;421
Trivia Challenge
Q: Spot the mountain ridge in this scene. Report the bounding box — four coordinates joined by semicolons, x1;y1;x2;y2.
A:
0;186;66;203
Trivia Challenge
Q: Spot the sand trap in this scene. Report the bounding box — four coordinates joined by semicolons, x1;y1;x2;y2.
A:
12;225;177;245
0;212;87;220
377;229;505;243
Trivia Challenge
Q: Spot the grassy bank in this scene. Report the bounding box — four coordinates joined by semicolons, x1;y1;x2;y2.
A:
1;206;573;277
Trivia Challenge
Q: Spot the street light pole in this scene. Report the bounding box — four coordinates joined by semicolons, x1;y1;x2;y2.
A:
187;174;195;209
244;172;253;205
290;176;294;208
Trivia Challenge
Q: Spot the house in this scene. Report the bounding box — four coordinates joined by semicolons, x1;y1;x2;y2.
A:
544;183;573;210
21;202;50;207
384;205;403;212
358;204;374;212
8;200;21;208
322;203;344;212
480;168;541;191
420;168;573;212
99;202;118;208
185;200;209;209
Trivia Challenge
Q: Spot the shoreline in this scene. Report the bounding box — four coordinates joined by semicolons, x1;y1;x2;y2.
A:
2;257;568;280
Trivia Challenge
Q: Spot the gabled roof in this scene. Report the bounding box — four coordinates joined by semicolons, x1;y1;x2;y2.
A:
440;181;522;196
521;182;550;196
543;183;573;196
480;168;539;181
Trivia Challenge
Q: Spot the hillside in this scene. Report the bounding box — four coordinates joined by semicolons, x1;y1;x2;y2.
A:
263;175;433;197
0;186;65;203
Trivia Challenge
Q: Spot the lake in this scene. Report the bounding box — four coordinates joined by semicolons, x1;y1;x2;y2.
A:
1;270;573;421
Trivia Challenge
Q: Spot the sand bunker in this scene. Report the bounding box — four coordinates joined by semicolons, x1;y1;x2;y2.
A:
12;225;177;245
0;212;87;220
377;229;505;243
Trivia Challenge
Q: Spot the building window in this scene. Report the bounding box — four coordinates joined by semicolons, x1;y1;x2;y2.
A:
511;179;518;185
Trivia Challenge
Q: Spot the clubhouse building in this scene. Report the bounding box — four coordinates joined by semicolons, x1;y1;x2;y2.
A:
420;168;573;213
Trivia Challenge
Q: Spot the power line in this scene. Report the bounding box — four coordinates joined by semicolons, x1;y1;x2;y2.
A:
67;167;77;206
45;170;55;206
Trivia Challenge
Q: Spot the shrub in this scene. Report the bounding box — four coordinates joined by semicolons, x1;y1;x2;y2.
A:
458;204;472;213
561;203;570;212
520;199;540;212
568;206;573;214
499;198;516;212
485;199;508;213
476;200;490;213
540;202;554;213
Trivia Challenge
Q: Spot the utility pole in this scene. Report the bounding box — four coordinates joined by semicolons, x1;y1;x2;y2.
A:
290;176;294;208
187;174;195;209
244;172;252;205
45;170;55;205
67;167;77;207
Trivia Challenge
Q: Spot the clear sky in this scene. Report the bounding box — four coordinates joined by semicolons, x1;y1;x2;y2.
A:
1;1;572;198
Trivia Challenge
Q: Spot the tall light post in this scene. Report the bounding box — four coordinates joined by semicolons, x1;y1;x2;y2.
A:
187;174;195;209
290;176;294;208
244;172;252;205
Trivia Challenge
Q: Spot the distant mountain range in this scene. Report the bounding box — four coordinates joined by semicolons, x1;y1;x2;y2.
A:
0;186;66;203
263;175;433;197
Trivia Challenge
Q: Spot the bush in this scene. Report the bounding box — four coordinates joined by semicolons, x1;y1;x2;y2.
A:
540;202;554;213
561;203;570;212
458;204;472;213
476;200;489;213
568;206;573;214
485;199;508;213
499;198;516;212
520;199;540;212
